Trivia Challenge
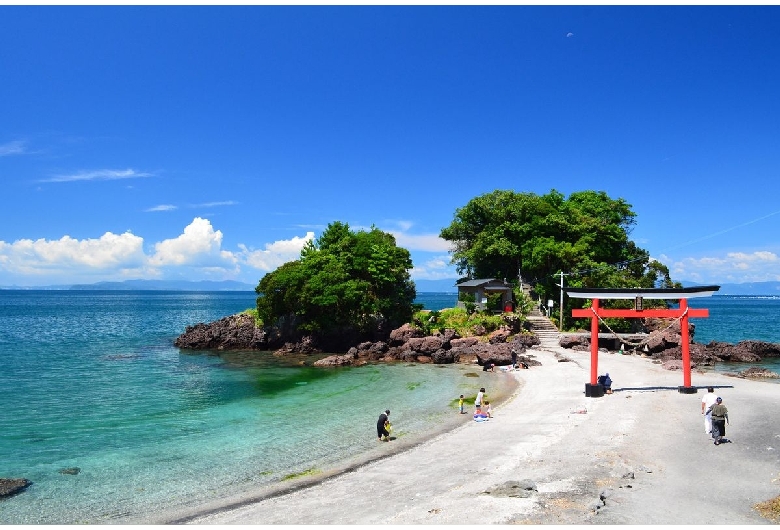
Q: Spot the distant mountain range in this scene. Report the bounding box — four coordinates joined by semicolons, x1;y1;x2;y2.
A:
681;281;780;296
69;279;257;291
413;279;459;293
0;279;257;291
3;278;779;295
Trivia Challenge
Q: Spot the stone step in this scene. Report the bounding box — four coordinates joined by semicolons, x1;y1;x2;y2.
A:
525;314;560;345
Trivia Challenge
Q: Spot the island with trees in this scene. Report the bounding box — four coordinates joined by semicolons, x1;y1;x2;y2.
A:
175;189;780;370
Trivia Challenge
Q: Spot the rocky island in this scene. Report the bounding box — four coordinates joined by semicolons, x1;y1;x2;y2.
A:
174;310;780;375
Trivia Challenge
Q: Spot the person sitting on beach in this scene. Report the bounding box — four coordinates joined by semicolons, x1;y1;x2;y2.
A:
597;373;613;394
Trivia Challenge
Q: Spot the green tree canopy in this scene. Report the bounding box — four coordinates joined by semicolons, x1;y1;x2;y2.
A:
255;222;416;345
440;189;679;329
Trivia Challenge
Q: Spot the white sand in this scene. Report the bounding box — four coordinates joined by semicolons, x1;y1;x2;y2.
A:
147;341;780;525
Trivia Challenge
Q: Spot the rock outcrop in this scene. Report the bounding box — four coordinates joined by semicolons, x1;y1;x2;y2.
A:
176;311;779;370
174;313;270;350
175;311;543;368
0;478;31;498
735;366;780;379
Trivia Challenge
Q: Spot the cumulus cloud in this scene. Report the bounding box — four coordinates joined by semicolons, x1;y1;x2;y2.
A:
0;218;322;286
0;231;146;278
663;250;780;284
41;168;153;183
149;217;235;267
410;255;458;280
0;140;26;156
390;232;453;252
240;232;315;271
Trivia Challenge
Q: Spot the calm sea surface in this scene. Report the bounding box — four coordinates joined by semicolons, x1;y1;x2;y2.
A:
0;291;507;524
0;291;777;523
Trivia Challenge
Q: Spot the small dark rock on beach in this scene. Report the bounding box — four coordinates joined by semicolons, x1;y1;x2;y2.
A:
0;478;32;498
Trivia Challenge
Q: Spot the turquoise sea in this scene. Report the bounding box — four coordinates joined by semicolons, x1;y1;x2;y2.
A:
0;291;509;524
0;291;777;523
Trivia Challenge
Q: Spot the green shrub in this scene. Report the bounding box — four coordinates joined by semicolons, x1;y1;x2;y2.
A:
411;307;516;339
241;308;263;327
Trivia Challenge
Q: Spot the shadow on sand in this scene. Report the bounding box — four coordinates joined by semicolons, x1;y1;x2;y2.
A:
613;384;735;393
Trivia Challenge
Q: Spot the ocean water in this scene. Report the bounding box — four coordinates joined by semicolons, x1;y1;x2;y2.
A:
0;291;507;524
685;295;780;376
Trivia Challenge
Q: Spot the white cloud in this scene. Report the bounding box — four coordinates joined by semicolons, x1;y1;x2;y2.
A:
0;231;146;278
0;218;310;286
145;201;238;213
42;168;153;183
410;255;458;280
146;204;178;212
191;201;239;208
0;140;26;156
391;232;453;252
663;250;780;284
149;217;235;267
240;232;315;271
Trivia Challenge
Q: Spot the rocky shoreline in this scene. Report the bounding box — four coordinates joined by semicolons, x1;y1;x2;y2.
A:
173;312;780;372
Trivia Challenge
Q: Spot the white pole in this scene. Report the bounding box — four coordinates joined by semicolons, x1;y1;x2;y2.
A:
559;270;564;332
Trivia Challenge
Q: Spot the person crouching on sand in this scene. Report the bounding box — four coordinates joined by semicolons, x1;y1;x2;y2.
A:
377;409;391;441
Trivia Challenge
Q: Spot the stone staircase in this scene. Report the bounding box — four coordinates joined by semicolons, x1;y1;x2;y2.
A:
516;280;560;346
526;314;560;346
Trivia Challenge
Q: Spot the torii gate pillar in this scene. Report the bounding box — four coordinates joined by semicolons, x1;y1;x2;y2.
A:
566;286;719;398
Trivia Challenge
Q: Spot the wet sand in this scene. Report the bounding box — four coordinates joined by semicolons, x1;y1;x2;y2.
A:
142;341;780;525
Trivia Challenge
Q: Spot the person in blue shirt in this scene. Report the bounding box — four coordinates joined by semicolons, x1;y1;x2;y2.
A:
598;373;613;394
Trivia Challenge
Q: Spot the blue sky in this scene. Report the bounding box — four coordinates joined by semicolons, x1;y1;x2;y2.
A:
1;5;779;288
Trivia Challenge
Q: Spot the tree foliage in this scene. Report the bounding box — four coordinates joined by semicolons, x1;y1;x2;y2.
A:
255;222;416;341
440;189;680;330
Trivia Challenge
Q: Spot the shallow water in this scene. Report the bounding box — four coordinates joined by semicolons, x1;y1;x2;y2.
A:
0;291;511;524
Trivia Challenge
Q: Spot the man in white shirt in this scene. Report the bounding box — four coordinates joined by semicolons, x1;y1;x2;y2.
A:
701;387;719;435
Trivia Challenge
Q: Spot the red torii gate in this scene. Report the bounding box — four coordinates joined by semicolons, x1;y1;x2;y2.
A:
565;286;720;397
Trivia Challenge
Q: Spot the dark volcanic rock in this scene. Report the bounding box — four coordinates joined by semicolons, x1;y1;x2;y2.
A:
559;335;589;349
406;336;444;354
512;334;541;348
388;323;424;345
174;313;268;350
657;340;779;365
313;351;360;367
274;335;322;355
736;366;779;379
0;478;31;498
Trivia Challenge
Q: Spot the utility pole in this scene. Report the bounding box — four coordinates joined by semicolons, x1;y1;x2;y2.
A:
559;270;564;332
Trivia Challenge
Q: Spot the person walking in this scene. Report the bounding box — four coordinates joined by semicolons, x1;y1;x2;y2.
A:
710;397;729;445
377;409;391;442
459;394;465;414
701;387;719;435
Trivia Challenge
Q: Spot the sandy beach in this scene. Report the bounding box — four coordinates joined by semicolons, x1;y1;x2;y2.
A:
144;338;780;525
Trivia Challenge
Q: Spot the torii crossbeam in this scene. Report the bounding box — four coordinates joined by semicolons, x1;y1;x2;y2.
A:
566;286;720;397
